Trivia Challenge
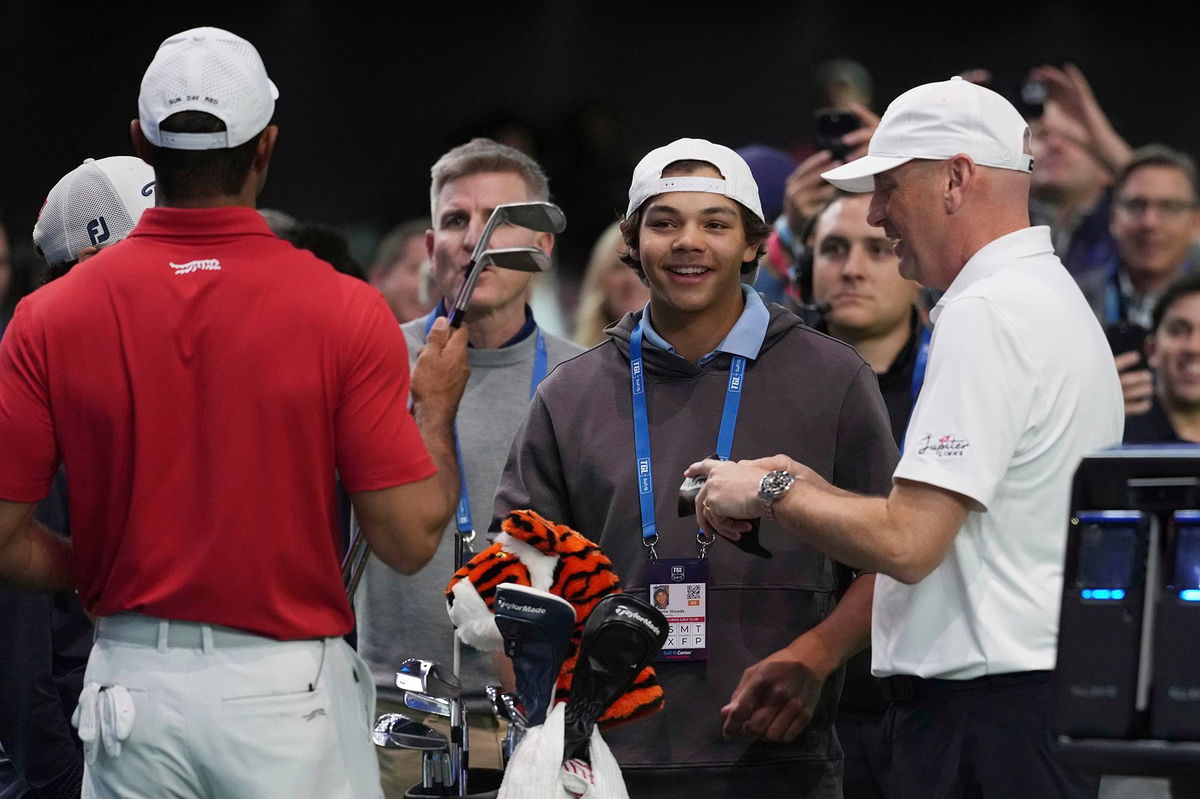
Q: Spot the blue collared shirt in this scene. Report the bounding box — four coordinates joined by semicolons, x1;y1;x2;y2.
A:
640;285;769;364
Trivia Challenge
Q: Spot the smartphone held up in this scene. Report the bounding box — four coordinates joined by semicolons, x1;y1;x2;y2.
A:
814;108;862;162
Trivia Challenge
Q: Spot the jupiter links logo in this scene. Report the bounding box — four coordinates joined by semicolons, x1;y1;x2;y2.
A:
170;258;222;275
917;433;970;458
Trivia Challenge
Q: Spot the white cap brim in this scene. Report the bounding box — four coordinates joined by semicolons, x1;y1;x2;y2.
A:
821;154;914;193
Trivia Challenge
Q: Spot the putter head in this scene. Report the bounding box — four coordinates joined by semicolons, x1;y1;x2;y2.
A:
404;691;452;718
494;201;567;234
479;246;551;273
494;583;577;726
395;658;462;699
372;713;448;750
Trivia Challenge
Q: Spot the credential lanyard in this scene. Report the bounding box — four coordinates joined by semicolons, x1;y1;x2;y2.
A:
910;324;931;408
424;312;547;536
900;324;933;455
630;322;746;555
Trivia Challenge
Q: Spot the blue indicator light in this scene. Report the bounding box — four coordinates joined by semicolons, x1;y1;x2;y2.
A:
1180;590;1200;602
1081;589;1125;600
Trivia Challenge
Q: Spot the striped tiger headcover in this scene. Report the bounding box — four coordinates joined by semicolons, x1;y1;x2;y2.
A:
445;508;664;728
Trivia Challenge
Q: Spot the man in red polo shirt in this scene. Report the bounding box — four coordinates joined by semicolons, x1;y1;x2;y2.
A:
0;27;466;799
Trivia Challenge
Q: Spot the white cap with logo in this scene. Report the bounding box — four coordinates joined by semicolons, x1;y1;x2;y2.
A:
33;157;156;266
822;76;1034;193
626;138;765;222
138;26;278;151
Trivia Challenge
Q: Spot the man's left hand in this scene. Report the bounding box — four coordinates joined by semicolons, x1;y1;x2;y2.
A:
687;455;804;541
720;645;827;742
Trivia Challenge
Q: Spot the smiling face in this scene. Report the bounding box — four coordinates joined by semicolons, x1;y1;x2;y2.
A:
1149;291;1200;413
866;158;948;289
632;164;759;327
427;170;552;315
812;193;918;340
1111;164;1200;287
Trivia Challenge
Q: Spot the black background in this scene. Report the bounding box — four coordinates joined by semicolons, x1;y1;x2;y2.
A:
2;1;1196;285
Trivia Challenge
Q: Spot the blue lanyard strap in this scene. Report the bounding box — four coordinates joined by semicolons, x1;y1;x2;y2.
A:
630;322;746;547
910;324;931;408
630;325;657;544
424;312;547;534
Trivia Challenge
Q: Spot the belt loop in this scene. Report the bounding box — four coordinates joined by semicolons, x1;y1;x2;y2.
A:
156;620;169;653
201;625;215;654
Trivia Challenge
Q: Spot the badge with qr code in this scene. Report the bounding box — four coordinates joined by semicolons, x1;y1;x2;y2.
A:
647;558;708;662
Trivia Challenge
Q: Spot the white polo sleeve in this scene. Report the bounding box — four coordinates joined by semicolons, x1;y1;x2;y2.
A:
894;296;1035;511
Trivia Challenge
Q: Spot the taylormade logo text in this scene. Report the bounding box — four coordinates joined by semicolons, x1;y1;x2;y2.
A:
496;597;546;616
615;605;660;635
170;258;222;275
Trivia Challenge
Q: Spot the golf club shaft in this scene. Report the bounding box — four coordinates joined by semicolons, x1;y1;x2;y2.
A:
342;525;369;602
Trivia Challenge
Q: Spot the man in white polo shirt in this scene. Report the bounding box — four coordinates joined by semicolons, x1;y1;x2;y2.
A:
688;76;1123;798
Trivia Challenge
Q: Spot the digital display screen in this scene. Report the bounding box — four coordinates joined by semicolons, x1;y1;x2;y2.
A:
1172;525;1200;591
1076;524;1138;590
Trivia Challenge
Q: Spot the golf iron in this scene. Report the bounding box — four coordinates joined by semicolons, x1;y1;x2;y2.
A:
372;713;452;794
396;658;468;796
445;200;566;329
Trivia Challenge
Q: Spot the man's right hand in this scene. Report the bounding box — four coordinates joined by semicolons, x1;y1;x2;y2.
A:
411;317;470;421
1114;350;1153;416
784;103;879;235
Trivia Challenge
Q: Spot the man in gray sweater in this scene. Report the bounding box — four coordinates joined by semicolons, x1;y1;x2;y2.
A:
357;138;583;797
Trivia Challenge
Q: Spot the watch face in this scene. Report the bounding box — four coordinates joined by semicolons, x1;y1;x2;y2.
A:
761;470;794;499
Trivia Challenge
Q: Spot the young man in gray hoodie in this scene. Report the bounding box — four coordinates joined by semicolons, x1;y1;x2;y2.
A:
494;138;897;798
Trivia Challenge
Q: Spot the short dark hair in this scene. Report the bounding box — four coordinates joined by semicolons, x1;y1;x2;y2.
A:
1113;144;1200;202
618;160;770;279
147;111;264;201
284;223;366;281
1151;270;1200;333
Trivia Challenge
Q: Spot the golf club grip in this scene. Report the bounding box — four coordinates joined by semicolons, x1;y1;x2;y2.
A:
446;306;466;328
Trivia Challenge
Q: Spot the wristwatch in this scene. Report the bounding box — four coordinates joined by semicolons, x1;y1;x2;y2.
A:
757;470;796;519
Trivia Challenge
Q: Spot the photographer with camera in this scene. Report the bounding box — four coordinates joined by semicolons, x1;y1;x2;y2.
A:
765;60;882;312
1077;145;1200;416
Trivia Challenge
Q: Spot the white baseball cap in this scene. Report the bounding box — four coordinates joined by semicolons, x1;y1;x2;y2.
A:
822;76;1034;193
626;138;765;222
33;157;156;266
138;26;278;150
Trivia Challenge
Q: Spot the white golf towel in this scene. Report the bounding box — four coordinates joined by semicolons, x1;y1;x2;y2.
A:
497;703;628;799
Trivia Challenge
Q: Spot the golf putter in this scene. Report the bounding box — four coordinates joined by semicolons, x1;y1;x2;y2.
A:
493;583;577;727
562;593;668;763
446;201;565;328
